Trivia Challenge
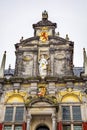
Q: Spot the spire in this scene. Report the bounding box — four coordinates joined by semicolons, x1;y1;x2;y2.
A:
82;48;87;76
0;51;6;78
83;48;86;67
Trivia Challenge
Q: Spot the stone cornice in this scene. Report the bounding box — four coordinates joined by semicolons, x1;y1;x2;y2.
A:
0;75;87;84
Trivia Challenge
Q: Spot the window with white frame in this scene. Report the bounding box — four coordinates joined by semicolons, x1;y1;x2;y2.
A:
4;126;12;130
15;125;22;130
4;125;22;130
15;107;24;122
62;106;70;121
74;125;82;130
4;106;24;130
4;107;13;122
62;105;82;130
72;106;81;120
4;106;24;122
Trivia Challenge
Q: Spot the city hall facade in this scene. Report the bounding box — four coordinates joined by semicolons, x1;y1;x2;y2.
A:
0;11;87;130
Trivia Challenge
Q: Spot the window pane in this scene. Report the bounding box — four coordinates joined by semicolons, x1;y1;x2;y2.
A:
15;126;22;130
63;125;71;130
72;106;81;120
4;126;12;130
15;107;24;121
4;107;13;121
62;106;70;120
74;125;82;130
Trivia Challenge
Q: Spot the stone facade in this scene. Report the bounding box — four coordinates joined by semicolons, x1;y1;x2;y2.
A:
0;11;87;130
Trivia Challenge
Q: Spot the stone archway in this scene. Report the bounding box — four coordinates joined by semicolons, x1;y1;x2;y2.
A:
36;125;49;130
26;97;58;130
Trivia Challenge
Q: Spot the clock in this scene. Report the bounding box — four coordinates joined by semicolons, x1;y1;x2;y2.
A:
40;31;48;42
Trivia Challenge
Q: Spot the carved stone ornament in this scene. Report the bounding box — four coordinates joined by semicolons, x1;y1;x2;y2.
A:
40;31;48;42
37;86;46;97
22;55;33;62
55;52;65;60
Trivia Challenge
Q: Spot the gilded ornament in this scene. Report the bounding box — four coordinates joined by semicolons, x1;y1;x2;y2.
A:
37;87;46;97
23;55;33;62
5;91;27;103
58;88;82;103
40;31;48;42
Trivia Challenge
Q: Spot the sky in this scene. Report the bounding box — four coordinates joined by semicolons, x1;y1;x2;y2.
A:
0;0;87;69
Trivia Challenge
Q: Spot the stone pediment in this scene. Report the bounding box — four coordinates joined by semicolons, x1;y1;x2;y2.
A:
33;19;57;28
49;36;73;45
49;36;66;43
25;96;58;107
15;36;39;49
15;35;72;49
32;101;53;107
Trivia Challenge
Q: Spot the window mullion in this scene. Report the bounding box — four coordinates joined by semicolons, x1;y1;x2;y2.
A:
71;123;73;130
12;124;14;130
13;106;16;122
70;105;73;121
70;105;73;130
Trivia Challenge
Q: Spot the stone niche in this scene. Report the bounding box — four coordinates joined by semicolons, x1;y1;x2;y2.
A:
53;44;73;77
15;49;38;77
22;52;34;76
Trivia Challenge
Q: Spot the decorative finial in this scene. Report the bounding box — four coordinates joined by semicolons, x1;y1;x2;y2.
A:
42;10;48;20
20;36;23;42
56;32;60;36
66;34;69;41
9;64;11;70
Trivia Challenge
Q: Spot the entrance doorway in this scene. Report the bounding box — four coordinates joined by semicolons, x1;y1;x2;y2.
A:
36;125;49;130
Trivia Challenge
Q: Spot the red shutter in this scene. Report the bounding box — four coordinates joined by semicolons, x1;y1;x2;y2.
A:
0;123;3;130
58;122;62;130
22;122;26;130
82;122;87;130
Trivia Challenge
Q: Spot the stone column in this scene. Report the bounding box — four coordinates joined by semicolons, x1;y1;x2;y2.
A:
26;114;32;130
52;113;57;130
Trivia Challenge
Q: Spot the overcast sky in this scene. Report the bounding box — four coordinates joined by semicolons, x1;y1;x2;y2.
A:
0;0;87;69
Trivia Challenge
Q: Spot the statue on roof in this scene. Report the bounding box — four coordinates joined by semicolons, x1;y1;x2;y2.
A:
42;10;48;20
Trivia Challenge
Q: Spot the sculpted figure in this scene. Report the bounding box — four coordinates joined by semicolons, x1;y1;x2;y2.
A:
39;55;48;78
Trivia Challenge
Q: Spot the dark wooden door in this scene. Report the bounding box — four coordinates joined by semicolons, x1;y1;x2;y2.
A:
36;125;49;130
